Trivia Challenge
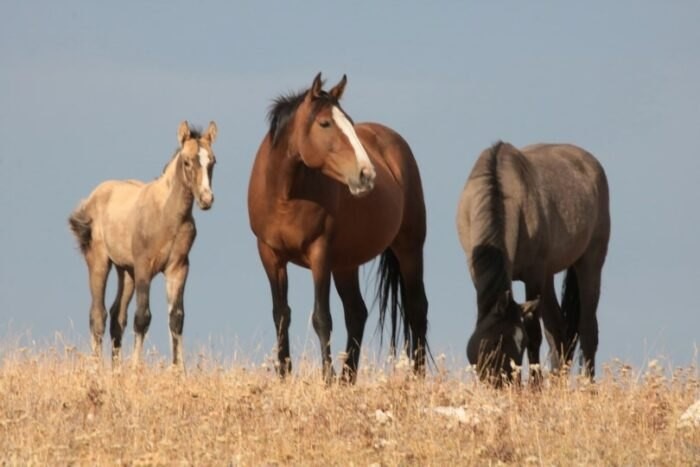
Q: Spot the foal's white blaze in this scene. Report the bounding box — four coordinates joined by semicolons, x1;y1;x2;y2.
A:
198;147;212;192
331;106;372;169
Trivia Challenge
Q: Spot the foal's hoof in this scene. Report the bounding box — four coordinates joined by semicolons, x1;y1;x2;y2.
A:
322;365;336;386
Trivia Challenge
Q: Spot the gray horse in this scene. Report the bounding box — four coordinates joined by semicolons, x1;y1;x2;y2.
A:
457;141;610;383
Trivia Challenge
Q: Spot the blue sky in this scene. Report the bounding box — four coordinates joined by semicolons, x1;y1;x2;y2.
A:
1;2;698;370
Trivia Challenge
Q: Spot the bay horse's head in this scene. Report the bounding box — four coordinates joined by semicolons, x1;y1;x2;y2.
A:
467;290;539;384
273;72;376;197
176;120;218;210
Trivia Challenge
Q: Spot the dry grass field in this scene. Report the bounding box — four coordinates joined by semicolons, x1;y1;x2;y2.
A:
1;343;699;466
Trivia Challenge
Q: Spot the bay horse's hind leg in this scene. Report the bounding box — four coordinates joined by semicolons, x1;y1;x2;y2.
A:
257;240;292;377
333;268;368;383
85;248;112;360
109;266;134;364
392;245;429;374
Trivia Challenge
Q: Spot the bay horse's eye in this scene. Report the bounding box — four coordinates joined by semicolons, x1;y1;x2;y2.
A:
319;120;331;129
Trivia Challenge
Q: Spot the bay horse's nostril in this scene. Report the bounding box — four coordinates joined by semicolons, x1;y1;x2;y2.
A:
360;167;375;186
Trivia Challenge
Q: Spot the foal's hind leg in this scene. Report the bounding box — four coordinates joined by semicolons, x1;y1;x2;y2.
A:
85;248;111;360
392;245;429;374
109;266;134;364
333;268;368;383
258;240;292;377
165;259;189;369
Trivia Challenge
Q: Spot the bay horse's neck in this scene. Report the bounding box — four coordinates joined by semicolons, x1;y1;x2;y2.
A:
265;142;330;203
157;154;194;221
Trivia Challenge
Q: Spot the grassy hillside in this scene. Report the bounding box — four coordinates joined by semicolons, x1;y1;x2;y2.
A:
1;345;698;465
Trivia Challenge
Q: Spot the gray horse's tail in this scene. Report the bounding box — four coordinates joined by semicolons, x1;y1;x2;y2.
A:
561;266;580;362
68;202;92;254
377;248;408;355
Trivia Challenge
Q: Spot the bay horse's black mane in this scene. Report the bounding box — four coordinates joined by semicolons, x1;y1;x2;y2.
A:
267;86;342;147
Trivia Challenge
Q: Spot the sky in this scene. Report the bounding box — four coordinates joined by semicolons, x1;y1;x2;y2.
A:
1;2;699;372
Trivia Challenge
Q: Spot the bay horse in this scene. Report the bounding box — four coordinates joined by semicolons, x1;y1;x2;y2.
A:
248;73;429;383
457;141;610;383
69;121;218;368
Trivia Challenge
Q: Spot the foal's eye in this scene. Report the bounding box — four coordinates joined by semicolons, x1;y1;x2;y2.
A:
319;120;331;128
184;160;192;168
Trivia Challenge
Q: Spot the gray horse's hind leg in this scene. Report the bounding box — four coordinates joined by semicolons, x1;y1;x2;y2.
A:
524;283;544;384
109;266;134;364
540;278;567;373
573;253;605;379
333;268;368;383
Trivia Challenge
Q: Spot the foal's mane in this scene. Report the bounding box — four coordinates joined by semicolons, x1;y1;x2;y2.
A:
267;86;340;147
162;125;203;174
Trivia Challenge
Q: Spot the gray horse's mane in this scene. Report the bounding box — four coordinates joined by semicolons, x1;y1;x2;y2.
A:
471;141;511;319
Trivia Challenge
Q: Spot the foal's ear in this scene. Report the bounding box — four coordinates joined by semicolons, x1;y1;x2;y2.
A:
204;121;218;144
309;72;323;99
177;121;191;146
329;74;347;100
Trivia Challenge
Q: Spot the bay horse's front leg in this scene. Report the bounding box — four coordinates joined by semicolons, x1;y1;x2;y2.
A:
165;259;189;370
258;240;292;377
132;270;152;368
309;239;334;383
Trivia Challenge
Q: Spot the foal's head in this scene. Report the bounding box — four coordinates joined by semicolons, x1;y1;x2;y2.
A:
272;73;376;196
468;291;539;383
176;121;217;210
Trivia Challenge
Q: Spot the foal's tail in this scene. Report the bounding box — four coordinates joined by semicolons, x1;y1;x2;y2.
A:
377;248;408;355
561;266;581;362
68;202;93;254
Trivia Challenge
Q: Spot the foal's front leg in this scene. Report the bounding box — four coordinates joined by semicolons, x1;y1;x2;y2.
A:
132;270;153;367
165;259;189;369
309;238;334;383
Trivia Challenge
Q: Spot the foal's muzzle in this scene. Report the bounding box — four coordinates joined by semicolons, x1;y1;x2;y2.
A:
198;191;214;210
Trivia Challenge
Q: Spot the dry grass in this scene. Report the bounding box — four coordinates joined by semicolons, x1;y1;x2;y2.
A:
1;344;699;466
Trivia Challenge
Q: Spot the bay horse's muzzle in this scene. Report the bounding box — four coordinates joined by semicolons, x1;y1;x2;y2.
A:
349;166;376;197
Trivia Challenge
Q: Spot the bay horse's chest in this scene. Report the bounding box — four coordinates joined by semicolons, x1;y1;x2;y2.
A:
254;188;403;269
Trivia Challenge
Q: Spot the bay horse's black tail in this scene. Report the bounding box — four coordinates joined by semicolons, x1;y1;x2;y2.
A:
561;266;581;363
68;203;92;254
377;248;408;355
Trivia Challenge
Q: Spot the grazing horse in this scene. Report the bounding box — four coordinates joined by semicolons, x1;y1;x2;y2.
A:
457;141;610;382
69;121;218;367
248;73;429;383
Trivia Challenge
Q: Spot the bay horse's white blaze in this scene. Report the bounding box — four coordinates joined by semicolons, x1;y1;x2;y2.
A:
332;106;374;173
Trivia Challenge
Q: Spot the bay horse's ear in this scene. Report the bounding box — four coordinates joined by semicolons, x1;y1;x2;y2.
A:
329;74;347;100
309;72;323;99
204;121;218;144
177;121;191;146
